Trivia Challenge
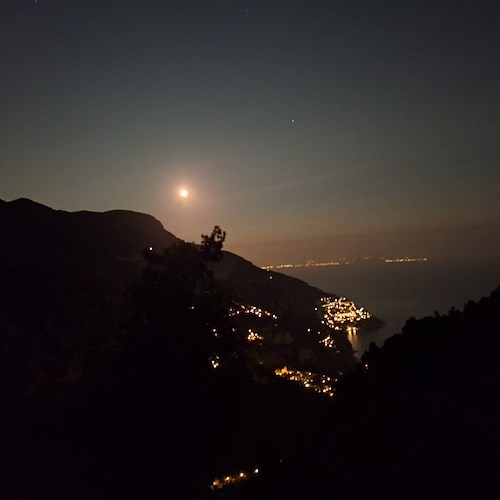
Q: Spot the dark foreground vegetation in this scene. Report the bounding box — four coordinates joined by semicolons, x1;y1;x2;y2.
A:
0;201;336;499
0;199;499;499
230;285;500;499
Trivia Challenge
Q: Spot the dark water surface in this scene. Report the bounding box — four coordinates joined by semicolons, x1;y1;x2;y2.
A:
280;259;500;358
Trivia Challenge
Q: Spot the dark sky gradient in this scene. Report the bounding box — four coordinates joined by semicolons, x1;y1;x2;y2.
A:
1;0;499;264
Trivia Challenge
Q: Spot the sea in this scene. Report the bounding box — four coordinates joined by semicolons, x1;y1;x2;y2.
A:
278;258;500;359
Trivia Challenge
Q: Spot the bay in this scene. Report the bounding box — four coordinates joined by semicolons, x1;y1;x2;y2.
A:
279;259;500;359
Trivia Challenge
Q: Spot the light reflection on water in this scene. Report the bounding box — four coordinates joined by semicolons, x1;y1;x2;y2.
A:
347;328;389;359
346;329;358;350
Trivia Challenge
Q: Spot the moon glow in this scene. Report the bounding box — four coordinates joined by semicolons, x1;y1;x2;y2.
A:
179;188;189;198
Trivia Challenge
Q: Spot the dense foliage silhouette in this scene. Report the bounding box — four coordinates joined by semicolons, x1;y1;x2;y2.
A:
0;227;248;498
0;198;357;395
3;199;496;499
226;286;500;499
0;221;327;499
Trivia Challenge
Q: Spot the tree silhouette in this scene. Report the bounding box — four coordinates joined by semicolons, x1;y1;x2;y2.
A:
200;225;226;263
127;226;232;353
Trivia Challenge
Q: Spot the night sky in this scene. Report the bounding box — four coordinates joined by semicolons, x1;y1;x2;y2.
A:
1;0;499;264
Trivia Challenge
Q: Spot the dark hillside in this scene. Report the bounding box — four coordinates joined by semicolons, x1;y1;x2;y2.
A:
0;198;364;498
213;251;358;372
229;286;500;499
0;197;339;309
0;198;363;395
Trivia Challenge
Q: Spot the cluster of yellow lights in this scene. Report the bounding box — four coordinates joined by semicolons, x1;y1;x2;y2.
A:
384;257;428;263
262;260;344;270
209;355;221;369
319;334;336;349
247;328;264;342
211;468;260;490
229;304;278;321
262;256;428;269
275;366;335;397
320;296;371;331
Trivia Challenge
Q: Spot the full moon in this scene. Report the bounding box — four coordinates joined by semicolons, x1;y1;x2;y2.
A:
179;188;189;198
